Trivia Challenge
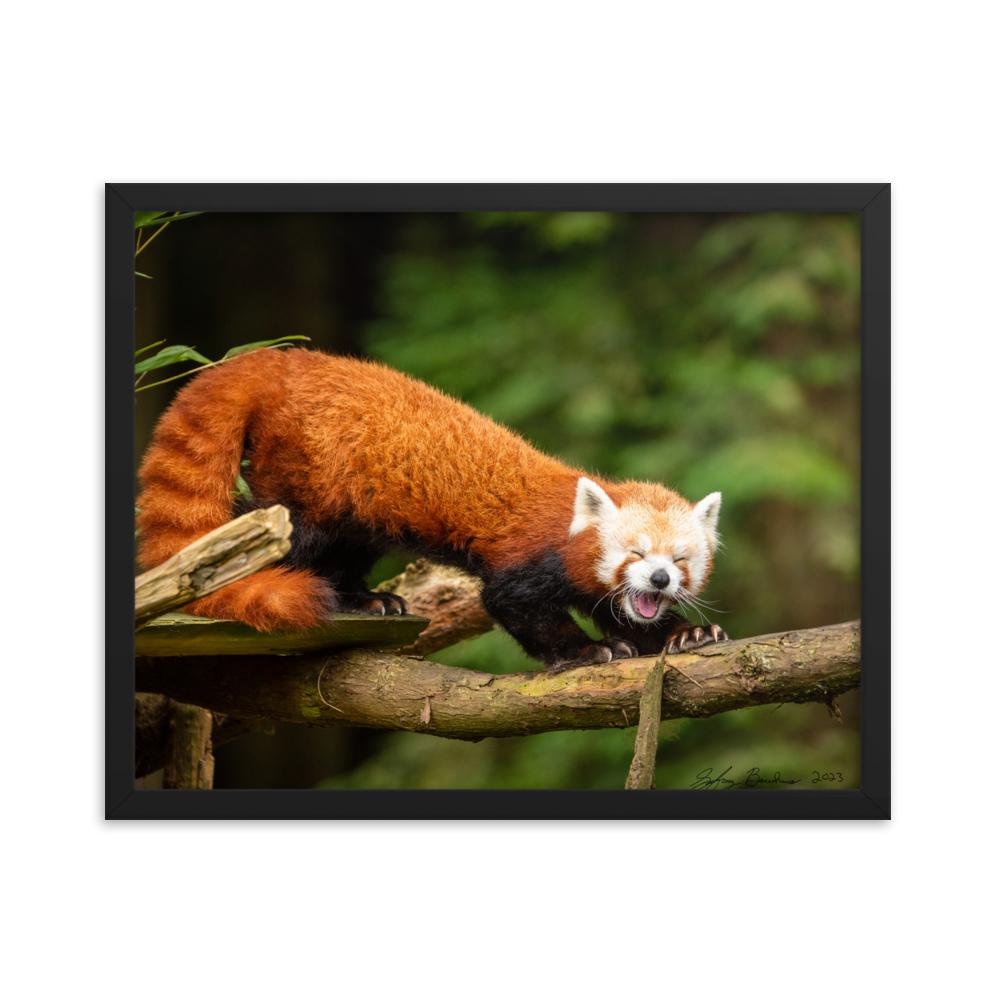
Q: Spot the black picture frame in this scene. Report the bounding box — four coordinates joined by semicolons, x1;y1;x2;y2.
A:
107;182;890;820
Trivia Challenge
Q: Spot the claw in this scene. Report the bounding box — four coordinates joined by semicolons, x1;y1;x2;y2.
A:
664;624;729;655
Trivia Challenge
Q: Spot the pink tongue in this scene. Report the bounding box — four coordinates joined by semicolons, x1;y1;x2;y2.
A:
636;593;658;618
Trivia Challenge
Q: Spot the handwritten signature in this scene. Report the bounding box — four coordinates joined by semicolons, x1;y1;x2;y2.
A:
690;767;847;788
691;766;799;788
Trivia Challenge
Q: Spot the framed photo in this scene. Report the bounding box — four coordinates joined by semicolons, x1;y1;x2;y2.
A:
106;184;890;818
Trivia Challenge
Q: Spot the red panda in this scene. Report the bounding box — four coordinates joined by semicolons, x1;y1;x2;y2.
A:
137;349;728;671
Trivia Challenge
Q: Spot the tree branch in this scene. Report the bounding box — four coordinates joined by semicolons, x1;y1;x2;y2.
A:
374;559;495;656
134;555;859;778
136;620;860;745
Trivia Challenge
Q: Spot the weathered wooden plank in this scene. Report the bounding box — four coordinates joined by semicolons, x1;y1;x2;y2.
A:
134;505;293;627
134;611;431;657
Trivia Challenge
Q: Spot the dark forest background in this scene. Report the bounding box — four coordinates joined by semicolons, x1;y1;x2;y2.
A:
134;211;861;790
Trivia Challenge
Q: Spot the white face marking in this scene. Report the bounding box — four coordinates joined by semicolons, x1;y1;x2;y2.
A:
567;478;722;627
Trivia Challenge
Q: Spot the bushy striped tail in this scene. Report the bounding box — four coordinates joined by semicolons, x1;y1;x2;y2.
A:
136;351;333;632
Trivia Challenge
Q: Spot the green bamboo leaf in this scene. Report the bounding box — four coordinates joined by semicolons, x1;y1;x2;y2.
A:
236;459;254;498
135;344;213;375
135;271;154;279
135;341;165;358
221;335;310;359
134;211;204;229
135;212;167;229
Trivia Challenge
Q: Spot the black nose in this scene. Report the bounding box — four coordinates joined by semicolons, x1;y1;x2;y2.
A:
650;569;671;589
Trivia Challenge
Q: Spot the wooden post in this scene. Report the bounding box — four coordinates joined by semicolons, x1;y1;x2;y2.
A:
163;701;215;789
625;652;665;789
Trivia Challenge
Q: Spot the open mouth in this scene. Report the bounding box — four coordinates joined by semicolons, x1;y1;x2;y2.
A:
628;591;663;620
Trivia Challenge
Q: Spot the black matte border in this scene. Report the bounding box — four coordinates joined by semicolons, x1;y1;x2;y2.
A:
107;183;890;820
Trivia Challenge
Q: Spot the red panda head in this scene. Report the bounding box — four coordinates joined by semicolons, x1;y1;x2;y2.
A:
568;477;721;627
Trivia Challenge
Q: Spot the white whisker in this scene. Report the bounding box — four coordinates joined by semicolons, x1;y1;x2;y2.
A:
593;580;630;627
674;586;728;620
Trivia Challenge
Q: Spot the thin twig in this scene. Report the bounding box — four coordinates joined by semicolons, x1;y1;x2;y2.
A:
667;660;704;688
135;211;180;257
316;661;345;713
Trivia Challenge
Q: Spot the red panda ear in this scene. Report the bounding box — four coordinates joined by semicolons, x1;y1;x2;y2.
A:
693;492;722;551
569;477;618;536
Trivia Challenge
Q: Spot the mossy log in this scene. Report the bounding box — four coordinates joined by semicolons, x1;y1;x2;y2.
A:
136;620;860;744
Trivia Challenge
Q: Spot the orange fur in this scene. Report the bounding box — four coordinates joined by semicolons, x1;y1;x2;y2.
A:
137;349;709;635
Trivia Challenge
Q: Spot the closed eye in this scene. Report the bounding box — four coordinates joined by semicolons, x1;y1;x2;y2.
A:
631;550;646;558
